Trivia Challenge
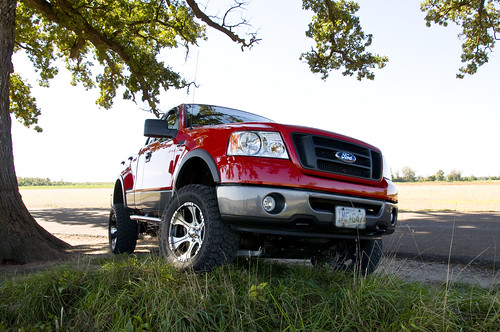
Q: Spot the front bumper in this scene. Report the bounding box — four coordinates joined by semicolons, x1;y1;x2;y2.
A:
217;185;398;239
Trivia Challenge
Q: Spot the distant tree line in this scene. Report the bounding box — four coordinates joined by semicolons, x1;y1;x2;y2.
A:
392;167;500;183
17;177;73;187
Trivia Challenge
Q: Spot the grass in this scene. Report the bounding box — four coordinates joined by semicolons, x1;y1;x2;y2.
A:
1;255;499;331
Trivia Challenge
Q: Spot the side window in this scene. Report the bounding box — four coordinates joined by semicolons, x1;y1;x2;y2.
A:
144;108;179;146
166;110;179;130
152;107;179;143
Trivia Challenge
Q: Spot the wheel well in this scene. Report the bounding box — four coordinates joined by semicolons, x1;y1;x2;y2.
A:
175;157;215;190
113;180;124;205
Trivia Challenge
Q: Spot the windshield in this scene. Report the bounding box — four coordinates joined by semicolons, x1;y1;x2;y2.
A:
185;104;273;127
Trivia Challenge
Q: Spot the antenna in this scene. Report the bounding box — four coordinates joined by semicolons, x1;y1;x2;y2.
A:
192;50;200;104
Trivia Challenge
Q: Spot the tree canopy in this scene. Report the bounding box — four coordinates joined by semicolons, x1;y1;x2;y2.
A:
421;0;500;78
10;0;500;132
13;0;206;126
301;0;388;80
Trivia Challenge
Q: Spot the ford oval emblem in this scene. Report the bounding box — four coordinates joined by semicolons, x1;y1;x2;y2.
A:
335;151;356;163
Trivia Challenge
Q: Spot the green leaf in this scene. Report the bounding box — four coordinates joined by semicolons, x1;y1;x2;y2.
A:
248;282;268;302
301;0;388;81
421;0;500;78
9;73;42;132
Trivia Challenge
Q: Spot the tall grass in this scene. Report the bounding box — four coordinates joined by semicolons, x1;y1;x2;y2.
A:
1;255;499;331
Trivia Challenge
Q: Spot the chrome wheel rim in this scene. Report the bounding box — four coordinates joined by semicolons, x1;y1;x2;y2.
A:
168;202;205;262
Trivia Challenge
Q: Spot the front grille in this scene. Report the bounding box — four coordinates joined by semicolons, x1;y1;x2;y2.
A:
292;133;382;181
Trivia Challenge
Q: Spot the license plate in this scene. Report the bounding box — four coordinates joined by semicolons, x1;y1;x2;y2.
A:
335;206;366;229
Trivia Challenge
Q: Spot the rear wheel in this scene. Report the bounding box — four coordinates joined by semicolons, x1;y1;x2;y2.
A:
109;204;138;254
159;184;240;272
311;239;383;275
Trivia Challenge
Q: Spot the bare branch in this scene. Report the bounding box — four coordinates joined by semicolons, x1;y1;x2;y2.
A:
185;0;260;50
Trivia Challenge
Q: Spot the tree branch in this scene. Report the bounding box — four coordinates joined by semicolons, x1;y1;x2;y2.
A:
323;0;335;22
322;0;354;65
185;0;260;50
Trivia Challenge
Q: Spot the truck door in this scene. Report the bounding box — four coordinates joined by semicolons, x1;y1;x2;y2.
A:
135;108;180;214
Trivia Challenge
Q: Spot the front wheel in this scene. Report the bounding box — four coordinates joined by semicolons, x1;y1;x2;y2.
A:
311;239;383;275
159;185;240;272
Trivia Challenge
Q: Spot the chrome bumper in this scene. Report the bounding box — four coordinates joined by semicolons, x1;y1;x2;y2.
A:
216;185;397;235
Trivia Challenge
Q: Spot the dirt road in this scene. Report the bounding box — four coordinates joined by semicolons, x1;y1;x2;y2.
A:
17;188;500;287
27;206;499;288
29;208;500;267
385;211;500;267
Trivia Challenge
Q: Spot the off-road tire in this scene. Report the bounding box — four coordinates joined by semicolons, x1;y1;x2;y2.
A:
357;239;383;275
159;184;240;272
109;203;138;254
311;238;383;275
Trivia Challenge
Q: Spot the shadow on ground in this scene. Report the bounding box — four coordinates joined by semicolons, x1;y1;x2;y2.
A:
384;211;500;268
63;235;160;257
30;208;500;269
31;208;109;237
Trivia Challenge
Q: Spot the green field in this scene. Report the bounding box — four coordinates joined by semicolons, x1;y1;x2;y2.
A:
19;183;113;190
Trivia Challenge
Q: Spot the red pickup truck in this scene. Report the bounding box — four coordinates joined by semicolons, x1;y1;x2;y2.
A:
109;104;398;274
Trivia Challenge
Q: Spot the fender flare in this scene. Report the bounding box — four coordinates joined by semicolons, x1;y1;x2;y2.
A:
173;149;220;191
113;176;128;207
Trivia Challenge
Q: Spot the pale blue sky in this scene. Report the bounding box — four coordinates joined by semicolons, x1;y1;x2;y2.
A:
11;0;500;182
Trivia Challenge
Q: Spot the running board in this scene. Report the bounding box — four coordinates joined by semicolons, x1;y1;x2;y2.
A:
130;215;162;223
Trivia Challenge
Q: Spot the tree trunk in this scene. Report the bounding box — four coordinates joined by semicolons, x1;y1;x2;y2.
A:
0;0;70;264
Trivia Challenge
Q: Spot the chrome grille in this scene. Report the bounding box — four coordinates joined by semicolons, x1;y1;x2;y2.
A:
292;133;382;181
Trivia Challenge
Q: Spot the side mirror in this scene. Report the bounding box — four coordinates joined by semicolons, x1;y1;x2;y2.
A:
144;119;177;138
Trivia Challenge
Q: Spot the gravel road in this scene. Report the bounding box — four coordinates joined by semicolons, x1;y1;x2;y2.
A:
12;188;500;288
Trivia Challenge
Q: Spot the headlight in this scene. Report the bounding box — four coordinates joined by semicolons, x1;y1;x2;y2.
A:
228;131;289;159
382;156;392;181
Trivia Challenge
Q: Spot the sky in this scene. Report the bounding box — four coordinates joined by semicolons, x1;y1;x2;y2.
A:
11;0;500;182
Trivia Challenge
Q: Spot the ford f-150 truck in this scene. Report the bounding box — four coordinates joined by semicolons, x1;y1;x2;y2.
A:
109;104;398;273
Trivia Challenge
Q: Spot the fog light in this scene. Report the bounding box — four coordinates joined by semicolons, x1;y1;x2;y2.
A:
262;195;276;213
390;209;398;226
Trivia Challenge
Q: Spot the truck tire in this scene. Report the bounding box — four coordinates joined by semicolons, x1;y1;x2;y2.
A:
109;203;138;254
311;239;383;275
159;184;240;272
358;239;383;275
